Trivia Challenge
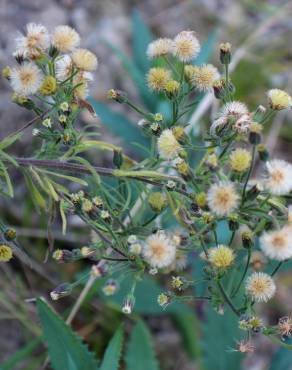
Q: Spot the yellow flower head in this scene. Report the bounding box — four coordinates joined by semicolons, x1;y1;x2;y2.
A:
164;80;180;96
229;148;252;172
184;65;197;81
72;48;98;71
267;89;291;110
209;245;235;269
195;192;207;208
39;75;57;95
0;244;13;262
147;67;171;91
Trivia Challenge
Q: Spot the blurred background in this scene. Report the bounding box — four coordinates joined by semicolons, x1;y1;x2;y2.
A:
0;0;292;369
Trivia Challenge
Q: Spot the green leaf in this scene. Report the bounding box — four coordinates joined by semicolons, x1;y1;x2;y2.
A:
88;99;149;156
125;320;160;370
172;312;201;360
202;306;243;370
99;325;124;370
132;10;153;73
0;132;22;150
270;339;292;370
37;298;99;370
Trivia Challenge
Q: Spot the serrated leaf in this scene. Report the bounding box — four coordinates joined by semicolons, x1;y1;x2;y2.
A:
88;100;149;156
202;306;243;370
132;10;153;73
37;298;99;370
125;320;160;370
99;325;124;370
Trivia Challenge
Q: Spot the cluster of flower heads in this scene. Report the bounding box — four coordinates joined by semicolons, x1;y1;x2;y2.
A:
4;23;97;100
3;23;292;355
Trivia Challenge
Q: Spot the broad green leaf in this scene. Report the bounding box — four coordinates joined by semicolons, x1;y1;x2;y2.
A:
37;298;99;370
202;306;243;370
172;312;201;360
270;338;292;370
125;320;160;370
88;100;149;156
132;10;153;73
99;325;124;370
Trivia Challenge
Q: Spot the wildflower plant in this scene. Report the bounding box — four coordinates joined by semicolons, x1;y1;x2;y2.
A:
1;22;292;358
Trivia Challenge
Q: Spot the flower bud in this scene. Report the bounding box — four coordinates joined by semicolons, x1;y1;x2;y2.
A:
91;262;108;278
171;276;185;291
122;294;135;314
52;249;75;263
113;149;123;169
39;76;57;96
249;123;263;145
219;42;232;64
107;89;128;104
148;192;167;213
157;292;171;308
0;244;13;262
257;144;269;162
2;66;11;80
172;126;186;144
102;279;119;296
4;228;17;241
242;231;253;249
50;283;72;300
228;214;239;231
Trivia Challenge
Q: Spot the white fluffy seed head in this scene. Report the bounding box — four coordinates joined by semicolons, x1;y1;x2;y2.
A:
55;55;73;81
207;181;239;217
10;62;43;95
72;48;98;71
157;129;181;160
15;23;50;58
265;159;292;195
52;25;80;52
245;272;276;302
143;231;176;268
172;30;200;62
220;101;249;117
191;64;220;91
259;226;292;261
147;38;173;59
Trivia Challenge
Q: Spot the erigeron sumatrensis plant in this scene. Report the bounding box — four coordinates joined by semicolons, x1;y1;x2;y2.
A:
1;23;292;353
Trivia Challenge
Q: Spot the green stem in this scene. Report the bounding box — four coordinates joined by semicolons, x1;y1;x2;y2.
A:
217;281;240;316
231;247;251;298
271;261;283;276
241;145;256;204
